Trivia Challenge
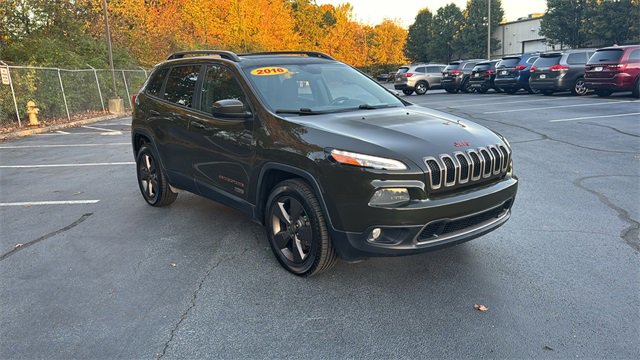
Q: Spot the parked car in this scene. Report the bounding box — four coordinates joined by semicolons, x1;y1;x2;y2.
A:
469;60;501;93
131;50;518;276
585;45;640;98
386;71;397;82
441;59;486;93
529;49;596;96
376;72;391;81
394;63;447;95
494;52;539;94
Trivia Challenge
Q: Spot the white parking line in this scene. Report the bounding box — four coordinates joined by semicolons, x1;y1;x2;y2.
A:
425;95;507;104
0;143;129;149
0;200;100;206
454;97;566;108
549;112;640;123
56;130;70;134
81;125;124;135
0;162;135;168
484;100;635;114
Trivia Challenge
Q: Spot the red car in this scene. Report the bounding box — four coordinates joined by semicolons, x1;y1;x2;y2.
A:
585;45;640;98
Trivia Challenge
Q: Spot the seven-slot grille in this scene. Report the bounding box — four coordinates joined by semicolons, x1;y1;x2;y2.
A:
424;144;510;192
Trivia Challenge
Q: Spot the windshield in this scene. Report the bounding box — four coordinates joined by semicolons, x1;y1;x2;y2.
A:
588;49;624;64
444;63;461;71
533;55;561;67
473;63;491;71
242;63;403;114
396;67;409;74
498;57;520;68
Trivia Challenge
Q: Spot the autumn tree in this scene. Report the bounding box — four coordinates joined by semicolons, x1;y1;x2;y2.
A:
369;20;407;65
404;8;433;62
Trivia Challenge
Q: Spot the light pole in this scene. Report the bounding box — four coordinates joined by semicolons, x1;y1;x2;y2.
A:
101;0;123;113
487;0;491;59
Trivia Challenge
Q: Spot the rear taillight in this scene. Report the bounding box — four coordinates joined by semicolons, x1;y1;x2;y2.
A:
450;70;462;76
404;72;414;77
530;66;537;72
607;64;627;70
549;64;570;71
515;65;527;70
485;70;494;75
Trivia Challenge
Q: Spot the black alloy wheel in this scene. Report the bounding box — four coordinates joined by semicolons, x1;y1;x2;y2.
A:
572;77;588;96
477;85;488;94
402;89;414;96
415;81;429;95
266;179;337;276
136;145;177;206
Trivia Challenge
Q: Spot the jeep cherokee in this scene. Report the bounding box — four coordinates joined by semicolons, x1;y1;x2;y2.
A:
131;50;518;276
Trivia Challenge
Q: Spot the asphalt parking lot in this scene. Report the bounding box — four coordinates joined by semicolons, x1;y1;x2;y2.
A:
1;89;639;359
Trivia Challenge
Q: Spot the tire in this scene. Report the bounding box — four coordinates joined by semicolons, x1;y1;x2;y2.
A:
527;87;539;94
571;77;588;96
494;87;503;93
632;78;640;98
461;78;472;93
402;89;413;96
415;81;429;95
541;90;554;96
477;86;488;94
504;88;518;94
266;179;337;276
595;90;612;97
445;88;458;94
136;144;177;207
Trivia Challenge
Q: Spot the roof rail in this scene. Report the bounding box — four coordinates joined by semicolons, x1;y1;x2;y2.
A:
167;50;241;62
240;51;336;60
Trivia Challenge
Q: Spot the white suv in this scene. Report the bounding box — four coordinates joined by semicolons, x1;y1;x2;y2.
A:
394;64;447;95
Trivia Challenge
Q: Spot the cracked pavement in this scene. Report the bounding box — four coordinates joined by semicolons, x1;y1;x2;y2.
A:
1;90;639;359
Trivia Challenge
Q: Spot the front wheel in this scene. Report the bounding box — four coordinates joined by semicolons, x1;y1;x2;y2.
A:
461;78;472;93
402;89;414;96
136;144;177;206
571;77;588;96
266;179;337;276
415;81;429;95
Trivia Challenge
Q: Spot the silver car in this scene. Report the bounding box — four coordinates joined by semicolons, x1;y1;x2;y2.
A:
394;64;447;95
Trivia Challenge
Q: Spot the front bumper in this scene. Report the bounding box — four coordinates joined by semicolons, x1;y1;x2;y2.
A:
327;176;518;260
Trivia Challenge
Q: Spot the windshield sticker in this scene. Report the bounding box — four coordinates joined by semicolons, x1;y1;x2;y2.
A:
251;67;289;76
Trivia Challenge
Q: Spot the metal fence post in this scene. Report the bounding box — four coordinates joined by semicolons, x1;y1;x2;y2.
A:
88;65;105;112
139;66;147;78
1;61;21;127
57;68;71;121
122;70;132;108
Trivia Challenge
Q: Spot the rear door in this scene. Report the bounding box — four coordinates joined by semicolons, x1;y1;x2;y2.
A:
496;57;520;79
531;54;561;81
565;51;589;82
427;66;443;87
585;48;625;81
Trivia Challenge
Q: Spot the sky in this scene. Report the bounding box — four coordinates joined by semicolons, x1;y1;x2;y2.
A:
315;0;547;28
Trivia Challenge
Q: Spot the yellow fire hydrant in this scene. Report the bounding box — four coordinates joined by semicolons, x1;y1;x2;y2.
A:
27;100;40;127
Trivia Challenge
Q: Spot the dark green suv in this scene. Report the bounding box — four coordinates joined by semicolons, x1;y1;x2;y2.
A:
131;50;518;276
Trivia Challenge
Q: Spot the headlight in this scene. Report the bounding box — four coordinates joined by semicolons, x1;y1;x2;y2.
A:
330;149;407;170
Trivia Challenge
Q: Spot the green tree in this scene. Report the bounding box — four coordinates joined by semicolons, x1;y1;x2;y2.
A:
540;0;595;49
459;0;504;59
588;0;640;45
404;8;433;62
428;4;464;63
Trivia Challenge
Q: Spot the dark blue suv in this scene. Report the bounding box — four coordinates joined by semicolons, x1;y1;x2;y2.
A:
494;52;539;94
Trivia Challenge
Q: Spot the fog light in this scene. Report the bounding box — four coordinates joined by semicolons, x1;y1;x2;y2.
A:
369;228;382;241
369;188;410;206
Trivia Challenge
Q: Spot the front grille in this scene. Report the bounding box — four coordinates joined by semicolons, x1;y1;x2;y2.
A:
424;144;510;193
418;200;511;241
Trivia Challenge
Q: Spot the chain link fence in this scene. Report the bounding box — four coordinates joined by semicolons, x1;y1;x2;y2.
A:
0;63;148;127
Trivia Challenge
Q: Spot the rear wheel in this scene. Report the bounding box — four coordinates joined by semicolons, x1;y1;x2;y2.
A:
541;90;554;96
571;77;588;96
595;90;612;97
477;85;488;94
266;179;337;276
136;145;177;207
402;89;413;96
415;81;429;95
445;88;458;94
527;87;539;94
461;78;472;93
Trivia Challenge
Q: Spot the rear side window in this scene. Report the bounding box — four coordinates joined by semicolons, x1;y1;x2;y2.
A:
498;58;520;67
200;65;247;114
146;68;169;97
164;65;201;107
527;56;538;64
629;49;640;62
534;55;561;67
445;63;461;71
566;52;587;65
426;66;441;73
414;66;426;73
588;49;624;64
463;62;476;70
396;67;409;74
473;63;491;71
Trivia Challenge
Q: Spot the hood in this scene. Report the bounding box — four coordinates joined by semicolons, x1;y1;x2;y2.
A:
283;105;507;169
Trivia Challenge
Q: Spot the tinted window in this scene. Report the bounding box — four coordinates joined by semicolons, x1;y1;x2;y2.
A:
164;65;200;107
396;67;409;74
414;67;426;73
200;66;247;114
533;55;561;67
629;49;640;61
566;52;587;65
146;68;169;97
426;66;442;73
588;49;624;64
527;56;538;64
463;62;476;70
498;58;520;67
445;63;461;71
473;64;491;71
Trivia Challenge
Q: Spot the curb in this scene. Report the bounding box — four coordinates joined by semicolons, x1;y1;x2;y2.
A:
0;114;129;141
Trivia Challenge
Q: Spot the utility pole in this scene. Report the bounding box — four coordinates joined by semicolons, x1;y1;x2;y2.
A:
487;0;491;59
102;0;117;98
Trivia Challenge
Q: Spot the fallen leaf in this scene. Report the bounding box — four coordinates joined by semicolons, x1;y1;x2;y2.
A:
543;345;554;351
15;243;23;248
170;263;177;267
474;304;489;312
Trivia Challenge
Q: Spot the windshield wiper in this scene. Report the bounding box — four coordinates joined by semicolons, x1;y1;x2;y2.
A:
275;108;325;115
357;104;398;110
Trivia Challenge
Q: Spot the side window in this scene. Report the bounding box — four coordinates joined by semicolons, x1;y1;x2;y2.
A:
427;66;441;73
164;65;200;107
629;49;640;62
567;52;587;65
200;65;247;114
414;67;426;73
463;63;476;70
527;56;538;64
146;68;169;97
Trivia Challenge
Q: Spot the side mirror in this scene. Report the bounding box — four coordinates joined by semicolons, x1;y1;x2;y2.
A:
212;99;252;119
